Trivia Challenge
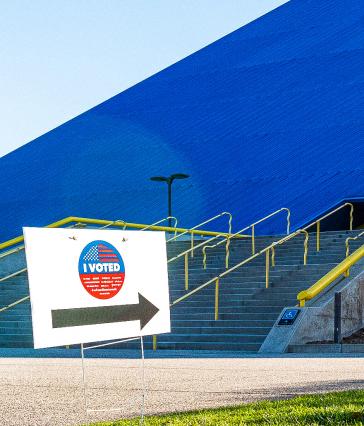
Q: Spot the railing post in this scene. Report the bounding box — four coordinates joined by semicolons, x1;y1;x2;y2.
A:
190;231;194;258
349;203;354;231
316;221;320;252
153;335;157;351
286;209;291;235
202;247;207;270
345;239;350;277
252;225;255;255
271;246;276;268
302;230;309;265
184;253;189;291
346;240;350;258
265;249;270;289
225;237;230;269
215;278;219;320
334;292;342;344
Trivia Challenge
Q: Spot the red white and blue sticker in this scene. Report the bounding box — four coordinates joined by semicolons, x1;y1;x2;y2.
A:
78;240;125;300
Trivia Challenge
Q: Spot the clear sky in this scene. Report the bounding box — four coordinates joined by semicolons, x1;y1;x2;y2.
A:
0;0;288;157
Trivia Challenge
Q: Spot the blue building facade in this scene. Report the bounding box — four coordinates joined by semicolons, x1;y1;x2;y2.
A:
1;0;363;240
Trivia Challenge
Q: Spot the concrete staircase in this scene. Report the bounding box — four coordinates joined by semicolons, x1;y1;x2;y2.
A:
0;230;363;352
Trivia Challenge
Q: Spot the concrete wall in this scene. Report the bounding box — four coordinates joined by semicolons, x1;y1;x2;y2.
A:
260;268;364;353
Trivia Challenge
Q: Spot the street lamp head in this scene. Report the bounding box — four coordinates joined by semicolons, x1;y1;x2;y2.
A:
150;173;189;183
170;173;190;180
149;173;190;225
150;176;169;182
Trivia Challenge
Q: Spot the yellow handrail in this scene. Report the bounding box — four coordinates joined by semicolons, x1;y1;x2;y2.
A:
170;228;309;317
0;222;88;260
166;212;233;258
303;202;353;252
167;234;228;291
0;215;244;289
0;216;237;253
169;203;354;323
202;207;290;270
297;244;364;307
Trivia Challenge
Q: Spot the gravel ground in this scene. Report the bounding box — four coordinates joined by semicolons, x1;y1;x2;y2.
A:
1;356;364;426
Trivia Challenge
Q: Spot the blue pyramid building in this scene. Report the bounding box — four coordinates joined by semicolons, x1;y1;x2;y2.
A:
1;0;364;240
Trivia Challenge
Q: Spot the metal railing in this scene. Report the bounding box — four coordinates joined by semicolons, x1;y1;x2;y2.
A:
170;228;309;320
303;202;354;252
166;212;233;258
0;222;87;260
0;216;237;255
167;233;234;291
169;202;355;325
141;216;178;234
0;244;25;260
346;231;364;258
99;216;179;234
166;209;290;292
344;231;364;277
202;207;290;270
297;244;364;307
0;214;232;351
98;219;127;230
0;204;357;349
0;295;30;313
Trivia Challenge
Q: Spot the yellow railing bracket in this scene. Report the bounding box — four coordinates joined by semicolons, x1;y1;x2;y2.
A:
214;278;220;321
265;249;270;289
184;253;189;291
297;244;364;306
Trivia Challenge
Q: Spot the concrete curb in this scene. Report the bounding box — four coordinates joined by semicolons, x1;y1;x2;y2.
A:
288;344;364;353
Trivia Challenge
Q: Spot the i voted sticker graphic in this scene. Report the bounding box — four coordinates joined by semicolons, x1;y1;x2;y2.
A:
78;240;125;300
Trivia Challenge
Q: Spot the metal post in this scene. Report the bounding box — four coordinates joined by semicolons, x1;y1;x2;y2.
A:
152;335;157;351
265;249;270;289
215;278;219;320
140;336;145;425
251;225;255;255
167;180;172;229
225;238;230;269
271;246;275;268
286;209;291;235
184;253;189;291
80;343;88;415
349;203;354;230
345;240;350;277
303;230;309;265
190;231;194;258
334;292;342;344
316;221;320;252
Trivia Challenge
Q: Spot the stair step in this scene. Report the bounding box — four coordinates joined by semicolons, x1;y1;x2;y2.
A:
0;229;361;351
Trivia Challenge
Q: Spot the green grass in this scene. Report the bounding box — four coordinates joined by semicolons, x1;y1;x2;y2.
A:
89;390;364;425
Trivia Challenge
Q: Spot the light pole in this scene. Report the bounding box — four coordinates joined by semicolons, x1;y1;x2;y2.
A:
150;173;190;228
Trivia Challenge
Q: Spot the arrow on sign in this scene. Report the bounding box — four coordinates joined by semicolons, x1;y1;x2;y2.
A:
51;293;159;330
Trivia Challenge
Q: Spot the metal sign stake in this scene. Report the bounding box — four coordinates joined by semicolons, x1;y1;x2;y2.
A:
140;336;145;425
80;337;146;424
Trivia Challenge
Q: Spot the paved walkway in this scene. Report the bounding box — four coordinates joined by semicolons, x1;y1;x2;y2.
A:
1;355;364;426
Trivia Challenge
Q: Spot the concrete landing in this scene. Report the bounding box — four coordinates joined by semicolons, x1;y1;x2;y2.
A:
1;356;364;426
288;344;364;354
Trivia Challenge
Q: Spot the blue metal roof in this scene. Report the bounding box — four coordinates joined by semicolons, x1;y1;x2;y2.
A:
1;0;363;240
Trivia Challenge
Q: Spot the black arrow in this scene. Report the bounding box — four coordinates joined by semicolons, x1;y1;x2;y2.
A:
51;293;159;330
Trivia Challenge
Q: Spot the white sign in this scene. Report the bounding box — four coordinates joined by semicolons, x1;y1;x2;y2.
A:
23;227;170;349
